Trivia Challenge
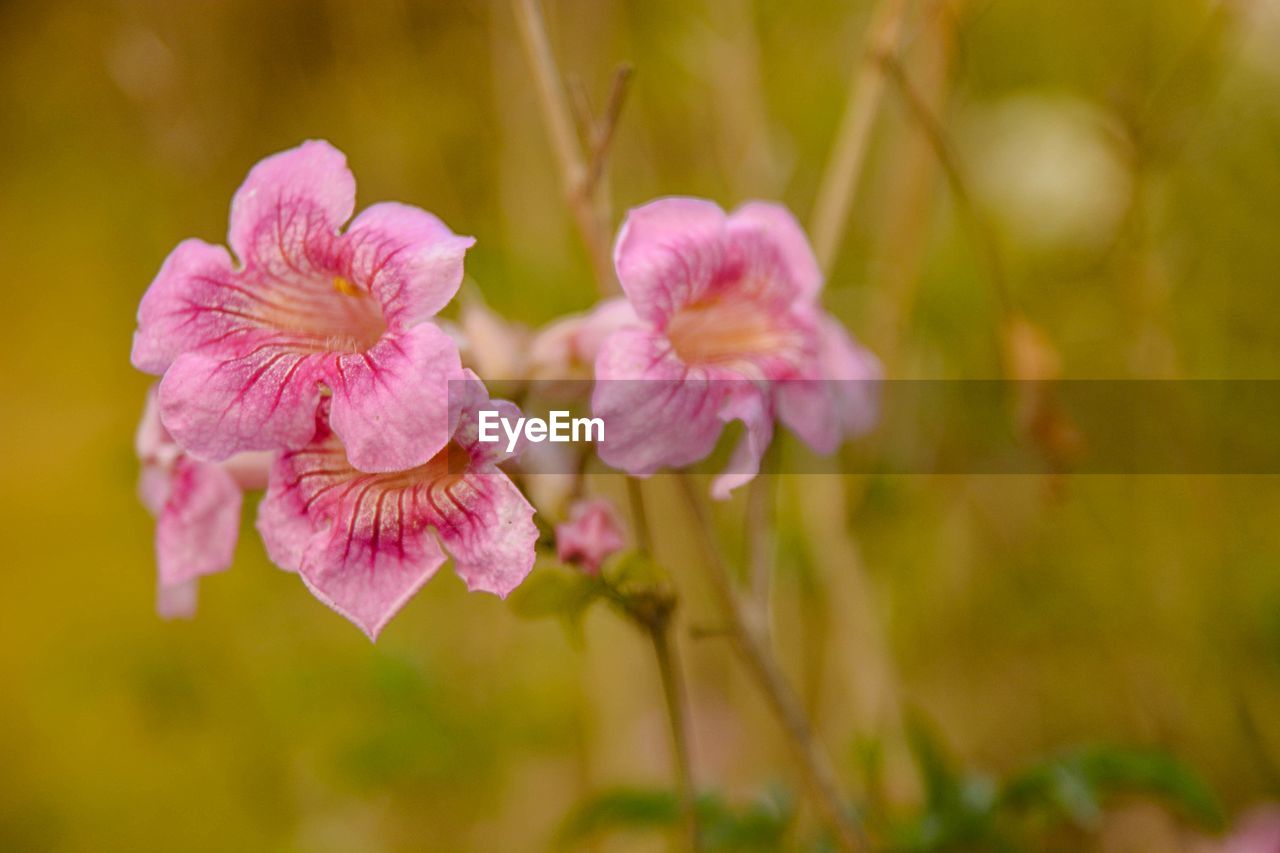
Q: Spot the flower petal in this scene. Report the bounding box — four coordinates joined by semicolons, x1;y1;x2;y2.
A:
155;456;243;587
298;512;449;642
340;202;475;327
434;472;538;598
592;327;730;475
156;579;199;620
777;316;881;452
613;197;728;325
258;436;450;639
158;347;325;461
710;388;775;500
228;140;355;275
131;239;241;374
727;202;823;300
325;322;463;472
258;403;538;638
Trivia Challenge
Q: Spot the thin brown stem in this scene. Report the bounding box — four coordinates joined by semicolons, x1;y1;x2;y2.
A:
879;51;1012;317
675;475;865;852
745;442;780;620
510;0;616;291
583;64;634;200
810;0;912;274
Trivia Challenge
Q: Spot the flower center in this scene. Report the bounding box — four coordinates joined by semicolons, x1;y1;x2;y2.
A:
259;274;388;353
666;297;800;367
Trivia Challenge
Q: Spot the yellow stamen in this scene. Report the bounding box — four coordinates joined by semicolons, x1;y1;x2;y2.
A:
333;276;363;297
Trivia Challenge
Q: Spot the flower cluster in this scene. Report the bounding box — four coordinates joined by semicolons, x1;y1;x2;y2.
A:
132;141;879;638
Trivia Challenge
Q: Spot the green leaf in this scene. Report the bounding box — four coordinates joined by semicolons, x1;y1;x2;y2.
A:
558;788;680;846
557;786;796;851
1003;745;1225;831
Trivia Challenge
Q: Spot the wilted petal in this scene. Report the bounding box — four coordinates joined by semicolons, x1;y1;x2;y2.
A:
326;322;462;472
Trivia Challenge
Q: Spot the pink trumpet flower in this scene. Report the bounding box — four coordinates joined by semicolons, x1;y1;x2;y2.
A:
591;197;881;498
556;498;626;575
256;377;538;640
131;140;473;472
136;389;269;618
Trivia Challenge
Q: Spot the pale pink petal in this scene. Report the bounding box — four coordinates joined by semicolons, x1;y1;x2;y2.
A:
710;388;775;500
592;327;729;475
228;140;355;274
155;456;242;587
131;239;241;374
158;348;325;461
556;498;626;575
727;202;823;300
222;451;273;490
528;298;640;379
777;316;881;452
156;579;199;620
325;322;462;472
138;463;171;515
340;202;475;327
613;197;728;325
135;386;180;467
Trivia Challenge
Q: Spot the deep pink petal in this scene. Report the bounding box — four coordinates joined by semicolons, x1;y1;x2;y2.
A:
325;322;462;473
613;197;729;325
158;348;325;461
298;509;449;641
131;239;241;374
727;202;823;301
339;202;474;327
433;471;537;597
258;397;538;638
228;140;355;275
710;388;775;500
592;327;730;475
777;316;881;452
155;456;243;587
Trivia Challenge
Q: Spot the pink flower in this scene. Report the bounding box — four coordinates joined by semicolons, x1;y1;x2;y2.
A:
1222;804;1280;853
136;389;269;618
591;197;880;497
256;378;538;640
131;140;473;473
556;498;626;575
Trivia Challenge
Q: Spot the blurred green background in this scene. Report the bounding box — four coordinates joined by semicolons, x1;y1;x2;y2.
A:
4;0;1280;849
